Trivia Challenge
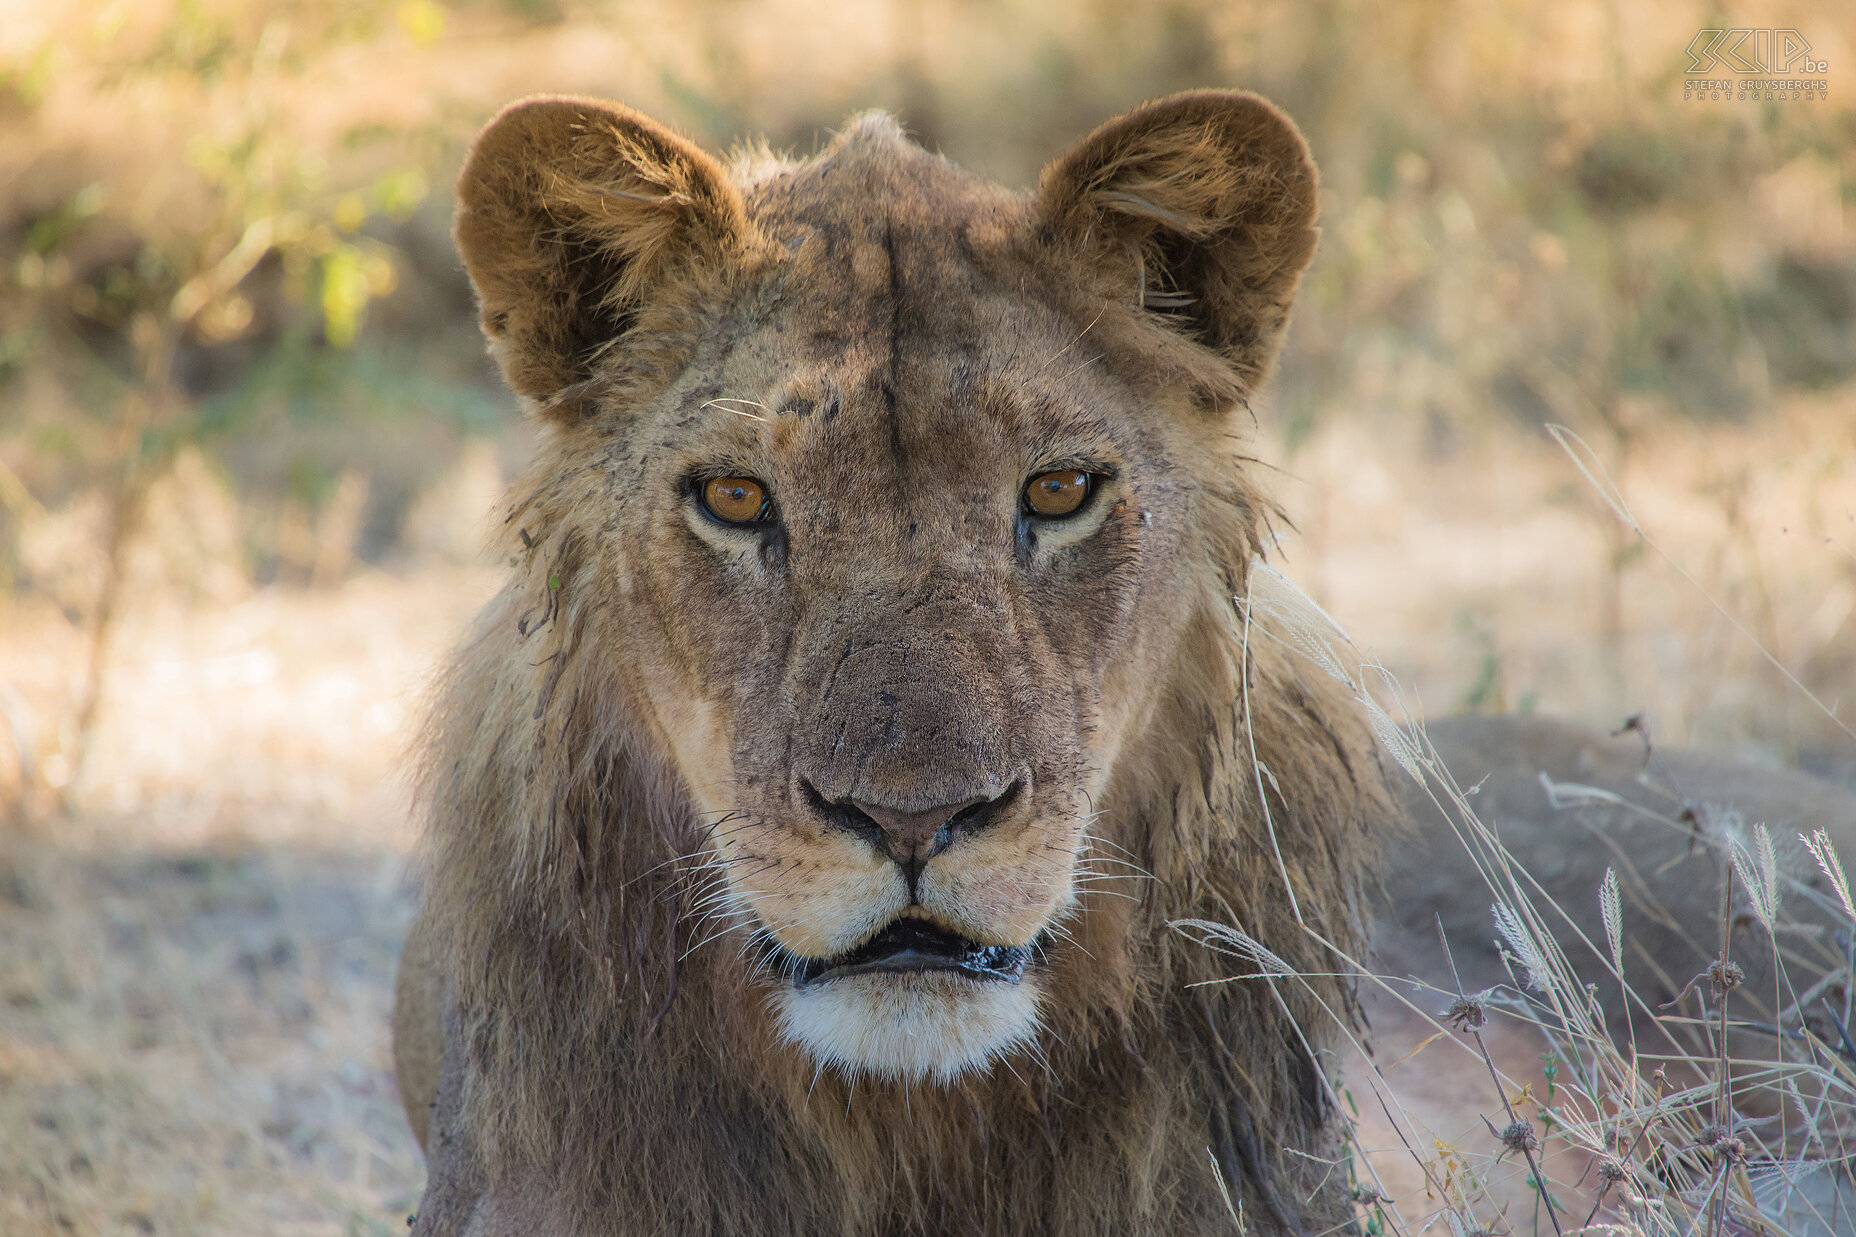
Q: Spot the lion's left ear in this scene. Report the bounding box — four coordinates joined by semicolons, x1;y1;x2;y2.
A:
1037;90;1318;399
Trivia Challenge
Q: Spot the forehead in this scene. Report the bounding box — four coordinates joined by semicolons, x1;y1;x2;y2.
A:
682;128;1125;460
746;129;1032;347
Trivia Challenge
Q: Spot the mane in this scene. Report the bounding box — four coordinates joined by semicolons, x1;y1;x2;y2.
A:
416;410;1388;1233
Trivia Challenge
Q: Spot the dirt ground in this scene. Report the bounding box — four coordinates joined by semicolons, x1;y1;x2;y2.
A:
0;567;498;1235
0;838;421;1235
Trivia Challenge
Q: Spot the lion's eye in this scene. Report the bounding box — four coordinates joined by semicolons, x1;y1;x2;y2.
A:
1024;470;1092;518
701;476;771;525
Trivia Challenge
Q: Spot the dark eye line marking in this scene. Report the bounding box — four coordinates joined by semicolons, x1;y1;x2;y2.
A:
681;446;1118;535
1029;457;1119;481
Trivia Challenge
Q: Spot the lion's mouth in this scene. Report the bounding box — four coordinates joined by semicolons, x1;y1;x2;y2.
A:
785;918;1034;987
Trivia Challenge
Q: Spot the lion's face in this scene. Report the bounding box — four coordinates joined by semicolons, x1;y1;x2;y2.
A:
629;236;1195;1080
454;95;1317;1081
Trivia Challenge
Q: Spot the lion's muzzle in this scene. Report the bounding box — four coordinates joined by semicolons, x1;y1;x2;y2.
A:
749;761;1062;1083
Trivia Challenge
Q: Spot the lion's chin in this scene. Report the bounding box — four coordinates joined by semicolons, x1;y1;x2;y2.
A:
772;972;1044;1084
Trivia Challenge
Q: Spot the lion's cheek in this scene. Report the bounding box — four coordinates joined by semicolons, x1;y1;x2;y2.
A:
1085;639;1181;786
731;844;909;957
917;830;1077;946
646;683;740;815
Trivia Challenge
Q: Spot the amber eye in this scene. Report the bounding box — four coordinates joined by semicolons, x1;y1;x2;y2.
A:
1024;470;1092;518
701;476;771;525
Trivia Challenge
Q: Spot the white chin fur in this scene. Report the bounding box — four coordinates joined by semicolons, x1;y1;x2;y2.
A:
772;972;1042;1084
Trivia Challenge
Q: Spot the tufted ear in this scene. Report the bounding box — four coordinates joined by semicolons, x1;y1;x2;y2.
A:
1038;90;1318;399
454;96;750;414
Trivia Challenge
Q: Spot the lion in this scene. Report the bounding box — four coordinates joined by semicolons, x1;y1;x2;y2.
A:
393;90;1393;1236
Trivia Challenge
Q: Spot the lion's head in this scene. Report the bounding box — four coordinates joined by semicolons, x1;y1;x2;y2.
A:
418;91;1381;1233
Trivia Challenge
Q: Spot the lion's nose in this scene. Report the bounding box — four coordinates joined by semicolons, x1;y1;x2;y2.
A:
801;779;1022;888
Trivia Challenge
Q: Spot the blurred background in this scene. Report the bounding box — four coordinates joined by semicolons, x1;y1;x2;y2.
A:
0;0;1850;1231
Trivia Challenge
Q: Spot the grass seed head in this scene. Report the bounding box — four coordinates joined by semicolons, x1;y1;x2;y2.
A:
1707;958;1744;995
1444;991;1491;1032
1486;1115;1540;1161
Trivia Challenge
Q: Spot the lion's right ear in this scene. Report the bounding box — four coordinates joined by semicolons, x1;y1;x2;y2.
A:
455;96;750;414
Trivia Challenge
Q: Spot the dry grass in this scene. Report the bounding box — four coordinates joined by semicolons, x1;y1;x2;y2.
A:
1218;475;1856;1237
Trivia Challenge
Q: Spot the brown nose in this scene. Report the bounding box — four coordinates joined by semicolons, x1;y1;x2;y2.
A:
801;780;1021;889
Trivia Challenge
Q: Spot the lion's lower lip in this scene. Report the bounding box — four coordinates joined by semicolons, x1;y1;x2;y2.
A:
792;918;1033;987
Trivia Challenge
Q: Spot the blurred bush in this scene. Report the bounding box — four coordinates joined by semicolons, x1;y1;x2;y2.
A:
3;0;1851;581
